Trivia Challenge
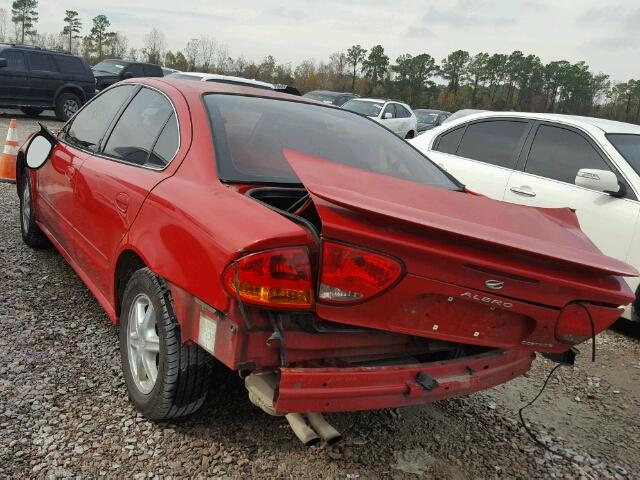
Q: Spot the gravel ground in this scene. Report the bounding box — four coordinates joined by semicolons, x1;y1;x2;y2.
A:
1;114;639;478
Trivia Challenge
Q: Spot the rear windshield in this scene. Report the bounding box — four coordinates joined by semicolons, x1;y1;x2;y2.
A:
341;99;384;117
607;134;640;176
204;94;460;189
416;112;439;124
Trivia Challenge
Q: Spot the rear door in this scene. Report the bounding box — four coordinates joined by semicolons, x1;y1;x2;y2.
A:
25;51;61;105
504;122;640;261
428;118;532;199
0;49;31;104
67;86;181;295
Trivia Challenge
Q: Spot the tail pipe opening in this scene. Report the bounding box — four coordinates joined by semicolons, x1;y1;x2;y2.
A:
245;372;342;446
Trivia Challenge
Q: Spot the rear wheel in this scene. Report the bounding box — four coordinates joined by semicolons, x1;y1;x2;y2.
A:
120;268;213;420
405;130;415;139
54;93;82;121
20;107;44;117
19;170;50;248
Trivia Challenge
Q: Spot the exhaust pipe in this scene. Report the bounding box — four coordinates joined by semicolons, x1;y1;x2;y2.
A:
285;413;321;446
306;413;342;445
244;373;342;446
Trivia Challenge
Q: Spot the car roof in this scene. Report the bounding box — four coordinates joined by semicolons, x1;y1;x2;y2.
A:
449;110;640;134
415;109;449;114
0;43;79;57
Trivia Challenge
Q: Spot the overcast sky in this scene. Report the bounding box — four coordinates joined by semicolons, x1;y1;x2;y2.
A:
15;0;640;81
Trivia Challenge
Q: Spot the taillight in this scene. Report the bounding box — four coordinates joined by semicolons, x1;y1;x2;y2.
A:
555;303;615;345
223;247;313;309
318;241;403;304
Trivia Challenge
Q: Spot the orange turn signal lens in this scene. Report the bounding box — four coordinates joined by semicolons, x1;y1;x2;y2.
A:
223;247;313;309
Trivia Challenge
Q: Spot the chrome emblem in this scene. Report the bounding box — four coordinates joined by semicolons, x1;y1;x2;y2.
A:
485;279;504;290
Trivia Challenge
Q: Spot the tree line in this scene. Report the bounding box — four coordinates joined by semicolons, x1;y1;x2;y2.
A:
2;0;640;124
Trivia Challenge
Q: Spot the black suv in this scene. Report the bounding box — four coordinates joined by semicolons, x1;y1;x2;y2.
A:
0;44;95;121
93;59;164;91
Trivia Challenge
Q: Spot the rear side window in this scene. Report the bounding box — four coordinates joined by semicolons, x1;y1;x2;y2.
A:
103;87;174;167
55;56;86;74
126;64;145;76
148;113;179;167
26;52;57;72
456;120;529;168
435;126;465;154
204;94;460;190
396;105;411;118
1;50;26;70
63;85;136;151
525;125;611;183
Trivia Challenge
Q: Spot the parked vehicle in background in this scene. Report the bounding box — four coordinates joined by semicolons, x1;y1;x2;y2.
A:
341;98;418;138
415;109;450;133
93;59;163;90
166;71;301;95
411;111;640;321
16;79;636;441
162;67;180;76
0;44;95;121
303;90;359;106
442;109;486;124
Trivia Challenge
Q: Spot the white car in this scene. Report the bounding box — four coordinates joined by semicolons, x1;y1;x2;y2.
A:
165;71;300;95
411;111;640;320
342;98;418;139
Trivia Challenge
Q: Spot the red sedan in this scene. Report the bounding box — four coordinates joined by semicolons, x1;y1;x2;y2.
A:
16;79;636;444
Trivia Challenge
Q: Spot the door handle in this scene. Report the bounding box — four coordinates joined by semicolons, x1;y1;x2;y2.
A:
509;186;537;197
115;192;129;213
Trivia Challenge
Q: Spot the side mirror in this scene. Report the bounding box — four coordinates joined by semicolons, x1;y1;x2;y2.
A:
383;112;393;119
122;71;134;79
25;123;58;169
575;168;622;196
0;58;7;68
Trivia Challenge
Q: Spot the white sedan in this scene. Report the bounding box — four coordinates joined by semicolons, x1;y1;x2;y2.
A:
342;98;418;139
411;111;640;321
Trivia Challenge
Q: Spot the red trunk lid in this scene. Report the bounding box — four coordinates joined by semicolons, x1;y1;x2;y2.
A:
284;149;636;351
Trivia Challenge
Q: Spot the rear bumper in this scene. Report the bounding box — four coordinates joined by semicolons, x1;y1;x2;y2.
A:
275;349;534;413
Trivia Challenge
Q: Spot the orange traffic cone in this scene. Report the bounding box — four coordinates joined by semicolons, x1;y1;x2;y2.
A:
0;119;19;183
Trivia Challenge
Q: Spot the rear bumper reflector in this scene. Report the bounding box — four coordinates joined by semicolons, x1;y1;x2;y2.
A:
275;349;534;413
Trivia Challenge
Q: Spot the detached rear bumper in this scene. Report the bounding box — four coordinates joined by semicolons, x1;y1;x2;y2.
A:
275;349;534;413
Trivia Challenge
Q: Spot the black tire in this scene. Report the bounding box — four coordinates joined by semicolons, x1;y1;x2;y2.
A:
405;130;415;139
19;170;50;248
20;107;44;117
54;92;82;121
119;268;213;420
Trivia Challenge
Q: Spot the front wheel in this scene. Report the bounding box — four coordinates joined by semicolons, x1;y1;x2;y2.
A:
120;268;213;420
19;170;50;248
54;93;82;121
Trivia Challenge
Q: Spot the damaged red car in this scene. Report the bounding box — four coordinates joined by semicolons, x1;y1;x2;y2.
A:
17;79;637;445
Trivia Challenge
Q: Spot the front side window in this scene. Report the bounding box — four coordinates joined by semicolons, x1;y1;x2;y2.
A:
103;87;174;167
62;85;136;151
341;99;385;117
383;104;397;118
27;52;56;72
1;50;26;70
526;125;610;183
205;94;460;190
456;120;529;168
125;64;145;77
